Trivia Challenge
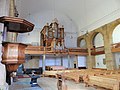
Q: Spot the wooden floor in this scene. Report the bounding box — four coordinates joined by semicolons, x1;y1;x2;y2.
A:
9;76;96;90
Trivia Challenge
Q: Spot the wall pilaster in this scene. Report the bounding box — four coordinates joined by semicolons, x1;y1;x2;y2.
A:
86;35;95;69
103;24;116;70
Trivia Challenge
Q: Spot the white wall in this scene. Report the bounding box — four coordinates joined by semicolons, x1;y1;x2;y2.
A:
39;55;76;68
17;29;40;45
78;56;86;67
24;56;40;68
95;54;106;69
114;53;120;69
17;11;78;47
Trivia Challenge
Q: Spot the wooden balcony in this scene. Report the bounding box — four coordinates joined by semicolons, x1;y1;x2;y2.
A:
91;46;105;55
68;48;88;55
91;42;120;55
25;45;88;56
111;43;120;52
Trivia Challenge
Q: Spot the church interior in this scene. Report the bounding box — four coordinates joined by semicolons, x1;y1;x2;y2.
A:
0;0;120;90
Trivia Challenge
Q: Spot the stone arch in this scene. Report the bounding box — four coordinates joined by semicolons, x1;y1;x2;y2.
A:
79;38;87;48
108;19;120;44
89;31;106;69
89;31;104;48
112;24;120;44
111;23;120;69
77;35;87;47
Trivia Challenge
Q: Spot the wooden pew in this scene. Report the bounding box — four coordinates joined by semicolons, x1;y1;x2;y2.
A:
43;69;79;77
62;69;106;83
87;75;119;90
83;70;120;87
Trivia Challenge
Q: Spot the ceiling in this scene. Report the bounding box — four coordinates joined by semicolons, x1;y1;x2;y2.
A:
16;0;85;33
16;0;120;35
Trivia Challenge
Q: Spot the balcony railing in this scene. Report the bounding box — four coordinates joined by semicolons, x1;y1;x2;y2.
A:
91;46;104;55
68;48;88;53
25;45;88;55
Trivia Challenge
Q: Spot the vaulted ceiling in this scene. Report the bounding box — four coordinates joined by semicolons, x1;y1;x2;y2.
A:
16;0;120;35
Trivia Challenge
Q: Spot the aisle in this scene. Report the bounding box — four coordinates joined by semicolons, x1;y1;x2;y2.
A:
9;77;42;90
38;77;96;90
9;76;96;90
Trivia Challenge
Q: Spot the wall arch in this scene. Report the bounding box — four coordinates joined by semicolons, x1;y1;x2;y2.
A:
112;24;120;44
93;33;104;47
89;31;104;47
79;38;87;48
90;32;106;69
77;35;86;47
108;19;120;44
112;24;120;69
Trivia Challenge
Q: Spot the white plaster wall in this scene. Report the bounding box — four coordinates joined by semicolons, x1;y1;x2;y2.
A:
39;56;76;68
78;56;86;67
17;11;78;47
62;57;68;68
0;0;9;89
114;53;120;69
95;55;106;69
24;56;39;68
17;29;40;45
45;57;56;66
39;56;63;67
